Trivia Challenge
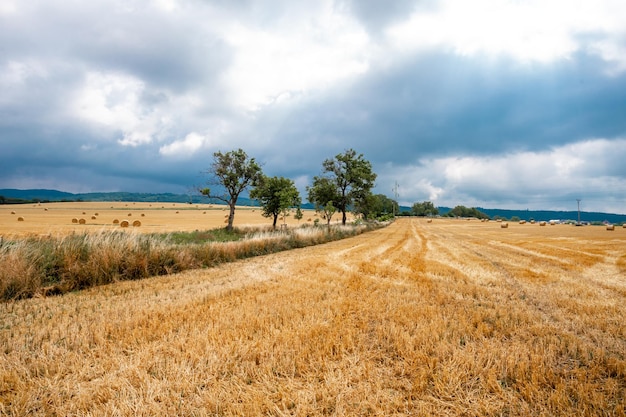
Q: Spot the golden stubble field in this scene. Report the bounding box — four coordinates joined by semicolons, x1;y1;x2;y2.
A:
1;214;625;416
0;202;327;238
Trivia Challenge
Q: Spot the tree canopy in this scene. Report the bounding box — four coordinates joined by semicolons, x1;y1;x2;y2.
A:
201;148;263;230
307;176;340;226
356;193;399;220
309;149;377;225
411;201;439;217
251;175;301;229
444;205;489;219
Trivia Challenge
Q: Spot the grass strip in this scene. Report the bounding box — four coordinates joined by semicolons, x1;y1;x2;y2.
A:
0;223;384;300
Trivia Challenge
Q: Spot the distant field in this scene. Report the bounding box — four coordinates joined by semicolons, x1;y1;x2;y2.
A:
0;201;330;238
1;218;625;415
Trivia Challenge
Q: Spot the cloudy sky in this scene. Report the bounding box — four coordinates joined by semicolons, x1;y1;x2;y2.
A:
1;0;625;213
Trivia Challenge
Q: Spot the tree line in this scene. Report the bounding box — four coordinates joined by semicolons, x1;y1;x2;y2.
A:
200;148;382;230
199;148;498;230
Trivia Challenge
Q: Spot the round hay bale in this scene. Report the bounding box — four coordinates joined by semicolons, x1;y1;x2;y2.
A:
78;218;86;224
82;212;86;215
427;219;433;223
112;219;120;224
10;211;15;215
530;220;536;224
128;213;132;216
44;208;48;211
120;220;130;228
203;211;206;214
623;224;626;228
91;216;97;220
94;213;99;216
606;224;615;231
539;221;547;226
141;213;145;217
17;216;24;222
72;218;78;224
132;220;141;227
501;222;509;229
519;220;526;224
224;219;228;223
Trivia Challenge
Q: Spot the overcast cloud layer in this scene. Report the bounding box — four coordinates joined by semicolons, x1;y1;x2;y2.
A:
1;0;625;213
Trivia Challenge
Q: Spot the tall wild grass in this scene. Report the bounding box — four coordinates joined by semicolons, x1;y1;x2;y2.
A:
0;224;377;300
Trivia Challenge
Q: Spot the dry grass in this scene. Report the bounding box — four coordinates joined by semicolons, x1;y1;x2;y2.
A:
0;202;335;239
0;223;372;300
0;218;625;416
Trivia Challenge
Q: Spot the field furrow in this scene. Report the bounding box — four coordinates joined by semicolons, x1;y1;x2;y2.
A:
1;217;625;416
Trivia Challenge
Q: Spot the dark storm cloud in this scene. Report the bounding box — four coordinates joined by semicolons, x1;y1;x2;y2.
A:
253;50;626;169
1;0;625;213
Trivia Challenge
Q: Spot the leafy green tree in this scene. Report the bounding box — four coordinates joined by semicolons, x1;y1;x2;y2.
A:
250;175;301;229
294;207;303;223
356;193;398;220
411;201;439;217
354;192;381;220
307;176;340;226
314;149;377;225
200;148;263;230
444;205;489;219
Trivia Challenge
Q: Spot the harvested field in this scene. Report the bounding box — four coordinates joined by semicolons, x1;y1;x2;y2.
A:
0;202;328;238
1;218;625;416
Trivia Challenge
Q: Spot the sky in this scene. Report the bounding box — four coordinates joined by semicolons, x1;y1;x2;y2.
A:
1;0;625;213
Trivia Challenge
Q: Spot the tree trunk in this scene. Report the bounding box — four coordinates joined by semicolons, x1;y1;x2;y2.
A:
227;203;236;230
342;210;347;225
272;214;278;230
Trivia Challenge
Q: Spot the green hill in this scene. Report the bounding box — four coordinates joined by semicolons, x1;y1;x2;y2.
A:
438;206;625;224
2;189;623;223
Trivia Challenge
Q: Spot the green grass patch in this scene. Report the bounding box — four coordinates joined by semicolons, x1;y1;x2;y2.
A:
160;228;246;244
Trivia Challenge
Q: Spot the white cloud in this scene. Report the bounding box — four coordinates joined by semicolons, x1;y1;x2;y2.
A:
0;0;17;15
222;2;371;109
382;138;626;212
386;0;626;68
159;132;205;158
72;71;171;146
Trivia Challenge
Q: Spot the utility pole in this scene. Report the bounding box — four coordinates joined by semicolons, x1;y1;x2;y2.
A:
576;199;581;225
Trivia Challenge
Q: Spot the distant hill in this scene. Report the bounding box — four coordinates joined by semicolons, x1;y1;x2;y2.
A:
0;188;244;205
0;189;76;202
0;188;311;208
2;189;623;223
437;206;625;224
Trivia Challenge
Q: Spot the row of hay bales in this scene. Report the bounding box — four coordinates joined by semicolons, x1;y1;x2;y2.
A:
114;219;142;228
70;218;142;227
